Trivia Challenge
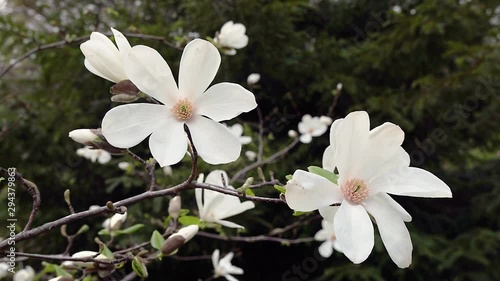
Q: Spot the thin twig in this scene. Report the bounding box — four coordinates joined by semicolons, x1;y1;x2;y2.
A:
2;252;132;265
197;231;314;244
256;107;264;162
194;182;284;204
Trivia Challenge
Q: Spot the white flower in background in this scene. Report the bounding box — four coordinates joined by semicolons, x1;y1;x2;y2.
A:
71;251;109;267
212;249;244;281
118;161;130;170
285;111;452;268
76;146;111;164
314;207;342;258
101;39;257;167
68;129;99;145
80;28;131;83
245;151;257;161
13;266;35;281
336;83;343;91
319;116;333;125
297;115;328;143
196;170;255;228
226;123;252;145
102;212;127;231
288;130;298;138
163;166;173;176
168;195;182;219
247;73;260;85
0;262;9;279
214;21;249;55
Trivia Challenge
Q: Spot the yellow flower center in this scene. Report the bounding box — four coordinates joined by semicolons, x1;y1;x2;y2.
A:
341;178;369;204
172;99;193;120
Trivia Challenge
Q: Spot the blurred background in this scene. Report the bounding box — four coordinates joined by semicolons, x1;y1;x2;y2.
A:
0;0;499;280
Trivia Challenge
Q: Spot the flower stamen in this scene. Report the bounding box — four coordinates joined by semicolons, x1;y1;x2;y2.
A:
341;178;369;204
172;98;193;120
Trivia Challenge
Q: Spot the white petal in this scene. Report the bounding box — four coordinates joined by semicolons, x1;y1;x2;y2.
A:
322;145;336;171
299;134;312;143
334;201;374;264
196;83;257;122
369;167;452;198
239;136;252;145
205;170;229;186
314;229;329;241
179;39;221;100
318;240;334;258
110;28;131;53
149;120;187;167
97;151;111;164
101;104;168;148
225;265;244;275
361;122;406;181
230;123;244;136
318;206;339;224
285;170;342;212
212;249;220;269
364;196;413;268
196;188;225;218
220;21;234;34
80;35;126;83
124;45;179;106
216;219;245;229
186;116;241;164
84;58;114;82
224;274;239;281
379;193;412;222
218;200;255;219
334;111;370;182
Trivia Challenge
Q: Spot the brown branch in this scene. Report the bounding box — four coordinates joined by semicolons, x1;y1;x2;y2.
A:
2;252;132;265
197;231;314;245
193;182;284;204
168;254;212;261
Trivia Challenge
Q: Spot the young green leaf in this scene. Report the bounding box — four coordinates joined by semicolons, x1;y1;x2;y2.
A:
150;230;166;251
308;166;338;184
178;216;200;226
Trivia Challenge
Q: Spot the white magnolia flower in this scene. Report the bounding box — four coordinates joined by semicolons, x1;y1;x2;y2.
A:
102;212;127;231
80;28;131;83
247;73;260;85
245;150;257;161
13;266;34;281
68;129;99;145
297;115;328;143
101;39;257;167
314;207;342;258
76;146;112;164
285;111;452;268
118;161;130;170
196;170;255;228
227;123;252;145
0;262;9;279
214;21;249;55
212;249;244;281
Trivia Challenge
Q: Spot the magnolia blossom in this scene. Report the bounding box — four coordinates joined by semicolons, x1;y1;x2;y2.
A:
214;21;249;55
245;150;257;161
13;266;35;281
118;161;131;170
196;170;255;228
102;212;127;231
314;207;342;258
0;262;9;279
288;130;298;138
226;123;252;145
297;115;328;143
101;39;257;167
285;111;452;268
247;73;260;85
212;249;244;281
76;146;111;164
80;28;131;83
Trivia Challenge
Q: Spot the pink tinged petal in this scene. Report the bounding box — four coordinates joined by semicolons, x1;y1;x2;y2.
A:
124;45;179;106
178;39;221;100
369;167;452;198
196;83;257;122
379;193;412;222
364;196;413;268
80;35;126;83
334;111;370;181
334;201;374;264
318;241;334;258
110;28;131;52
319;206;339;224
285;170;342;212
149;120;187;167
186;116;241;164
361;122;406;181
101;104;168;148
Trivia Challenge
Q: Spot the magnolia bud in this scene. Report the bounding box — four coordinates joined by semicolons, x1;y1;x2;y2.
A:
69;129;99;145
161;225;199;255
110;80;140;103
108;212;127;231
247;73;261;85
168;196;181;220
336;83;343;91
288;130;298;138
71;251;109;268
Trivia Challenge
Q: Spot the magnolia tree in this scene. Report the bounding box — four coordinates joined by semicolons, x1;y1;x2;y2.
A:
0;21;452;281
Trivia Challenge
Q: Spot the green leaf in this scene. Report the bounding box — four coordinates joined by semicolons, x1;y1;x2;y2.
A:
285;174;293;180
178;216;200;226
76;224;89;235
274;185;286;193
54;265;71;277
307;166;338;184
98;229;110;236
245;188;255;196
179;209;190;216
115;224;145;235
293;211;310;216
132;257;148;278
150;230;166;251
100;244;114;259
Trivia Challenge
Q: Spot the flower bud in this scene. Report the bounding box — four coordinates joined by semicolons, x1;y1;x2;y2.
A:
82;129;127;154
247;73;261;85
163;166;173;176
168;196;181;220
288;130;298;138
69;129;99;145
336;83;343;91
161;225;199;255
107;212;127;231
110;79;140;103
70;251;109;268
245;150;257;161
